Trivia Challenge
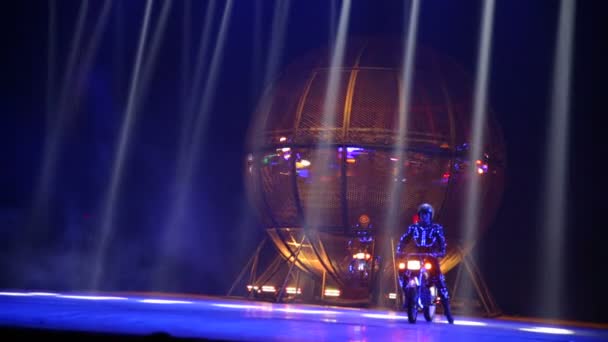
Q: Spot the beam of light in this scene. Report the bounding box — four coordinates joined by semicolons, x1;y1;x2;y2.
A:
175;0;217;176
319;0;350;137
139;299;193;304
329;0;337;47
30;0;89;227
519;327;575;335
70;1;113;100
90;0;154;290
131;0;173;105
458;0;495;314
294;0;350;291
55;1;113;136
248;0;291;155
27;2;111;266
113;0;125;97
538;0;576;319
396;0;420;151
54;0;90;117
231;0;292;294
161;0;231;253
304;0;351;233
380;0;420;305
288;0;351;296
180;0;192;113
154;0;234;289
249;0;263;104
262;0;290;89
45;0;56;131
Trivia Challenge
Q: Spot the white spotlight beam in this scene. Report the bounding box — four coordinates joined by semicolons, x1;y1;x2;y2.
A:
304;0;351;232
90;0;154;290
159;5;217;270
180;0;192;113
263;0;291;89
32;0;89;220
250;0;292;153
250;0;263;102
55;0;90;116
177;0;234;214
30;2;112;253
67;1;113;116
235;1;292;256
538;0;576;318
319;0;351;132
155;0;234;284
133;0;173;108
329;0;338;47
46;0;56;131
463;0;495;248
380;0;420;306
460;0;495;311
397;0;420;145
175;0;217;177
385;0;420;231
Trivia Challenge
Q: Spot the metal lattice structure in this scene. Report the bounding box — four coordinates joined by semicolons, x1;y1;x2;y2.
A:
243;37;505;302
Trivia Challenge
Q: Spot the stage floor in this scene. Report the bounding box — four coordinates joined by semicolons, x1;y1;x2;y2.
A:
1;290;606;341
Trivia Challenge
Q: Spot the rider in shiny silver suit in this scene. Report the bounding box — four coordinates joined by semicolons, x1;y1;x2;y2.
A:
396;203;454;324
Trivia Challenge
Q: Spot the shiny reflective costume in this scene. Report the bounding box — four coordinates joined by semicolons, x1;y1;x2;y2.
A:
397;222;454;323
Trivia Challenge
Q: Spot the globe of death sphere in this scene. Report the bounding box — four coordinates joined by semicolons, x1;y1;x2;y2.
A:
244;37;505;303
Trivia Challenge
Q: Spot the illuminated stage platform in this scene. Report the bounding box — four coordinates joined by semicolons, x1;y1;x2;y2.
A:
1;290;606;341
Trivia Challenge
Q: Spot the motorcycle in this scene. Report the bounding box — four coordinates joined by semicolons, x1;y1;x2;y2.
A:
397;252;440;323
346;227;375;284
348;251;372;282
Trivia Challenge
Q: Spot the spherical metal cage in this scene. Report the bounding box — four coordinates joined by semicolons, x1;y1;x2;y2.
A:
245;37;505;299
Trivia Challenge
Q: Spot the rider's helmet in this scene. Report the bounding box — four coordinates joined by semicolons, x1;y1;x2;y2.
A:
357;214;371;229
417;203;434;220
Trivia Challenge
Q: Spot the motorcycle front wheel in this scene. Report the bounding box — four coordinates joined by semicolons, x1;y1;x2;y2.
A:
423;304;436;322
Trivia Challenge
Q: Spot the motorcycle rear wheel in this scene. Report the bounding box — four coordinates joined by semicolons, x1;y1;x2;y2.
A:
405;287;418;324
408;304;418;323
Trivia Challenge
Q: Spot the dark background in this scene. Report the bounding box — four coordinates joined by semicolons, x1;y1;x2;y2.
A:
0;0;605;323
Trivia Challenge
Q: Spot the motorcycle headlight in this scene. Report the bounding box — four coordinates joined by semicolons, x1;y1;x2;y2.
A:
261;285;276;293
407;260;421;270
